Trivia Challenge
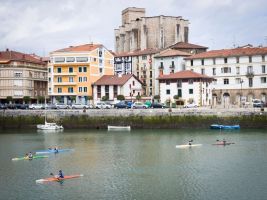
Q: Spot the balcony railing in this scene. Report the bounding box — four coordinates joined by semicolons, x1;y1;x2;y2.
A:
246;71;254;77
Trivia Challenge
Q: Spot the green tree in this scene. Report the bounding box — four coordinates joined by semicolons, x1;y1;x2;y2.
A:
37;96;45;103
136;95;141;101
153;95;160;102
101;96;109;101
56;96;62;103
117;95;125;101
70;96;76;103
6;96;13;104
23;96;31;104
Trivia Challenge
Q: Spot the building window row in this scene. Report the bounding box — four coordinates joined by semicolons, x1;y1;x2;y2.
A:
78;67;87;73
54;57;89;63
78;87;88;93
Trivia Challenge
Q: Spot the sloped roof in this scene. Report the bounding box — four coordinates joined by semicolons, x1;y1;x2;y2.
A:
154;49;191;58
93;74;142;86
54;43;102;52
169;42;208;49
158;70;213;80
0;50;46;65
185;47;267;60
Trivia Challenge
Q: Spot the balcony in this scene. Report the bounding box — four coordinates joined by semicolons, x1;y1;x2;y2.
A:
53;72;77;76
53;82;77;86
246;71;254;77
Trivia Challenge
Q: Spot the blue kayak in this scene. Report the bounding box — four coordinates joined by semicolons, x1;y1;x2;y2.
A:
35;149;73;154
210;124;240;130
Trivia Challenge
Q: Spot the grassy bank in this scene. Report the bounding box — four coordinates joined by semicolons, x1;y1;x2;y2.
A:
0;114;267;130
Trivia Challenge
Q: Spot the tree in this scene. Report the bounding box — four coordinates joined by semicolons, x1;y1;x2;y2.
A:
70;96;76;103
6;96;13;104
23;96;31;104
136;95;141;101
173;95;180;100
117;95;125;101
56;96;61;103
37;96;45;103
153;95;160;102
101;96;109;101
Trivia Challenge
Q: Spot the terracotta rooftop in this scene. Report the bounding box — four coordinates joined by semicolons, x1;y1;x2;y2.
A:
185;47;267;60
0;49;46;65
93;74;142;86
158;70;213;80
54;43;102;52
154;49;191;58
169;42;208;50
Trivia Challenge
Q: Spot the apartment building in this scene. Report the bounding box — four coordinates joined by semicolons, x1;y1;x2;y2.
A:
185;46;267;107
49;43;114;104
0;49;47;103
115;7;189;53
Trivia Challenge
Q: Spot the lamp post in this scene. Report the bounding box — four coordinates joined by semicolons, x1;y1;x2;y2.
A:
240;79;244;108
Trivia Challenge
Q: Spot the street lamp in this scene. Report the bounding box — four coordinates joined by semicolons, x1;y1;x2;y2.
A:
240;79;244;108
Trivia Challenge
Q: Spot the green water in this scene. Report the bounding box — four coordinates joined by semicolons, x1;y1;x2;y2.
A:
0;129;267;200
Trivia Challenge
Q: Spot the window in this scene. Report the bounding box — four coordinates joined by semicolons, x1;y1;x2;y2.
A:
114;85;118;98
190;60;193;66
83;67;87;72
236;57;239;63
224;58;227;63
84;87;87;92
201;68;205;75
178;89;182;97
142;55;147;60
177;80;182;88
79;67;82;72
48;77;51;82
99;59;103;65
93;58;97;62
262;55;265;62
212;68;216;75
14;71;22;78
79;77;82;82
99;68;103;73
166;81;170;85
166;89;170;94
97;86;101;98
189;79;193;84
247;66;253;73
69;77;74;82
150;71;152;78
76;57;88;62
48;68;51;73
58;88;62;93
69;67;73;73
172;61;175;67
262;65;266;73
261;77;266;83
236;67;240;75
55;57;65;63
68;87;73;93
57;68;62;73
189;89;193;94
105;85;109;97
213;58;216;65
224;79;229;85
150;80;152;86
133;81;135;86
235;78;241;84
249;56;252;63
66;57;75;62
79;87;82;92
160;62;163;68
201;59;204;65
83;77;87;82
99;50;102;57
249;78;253;87
57;77;62;82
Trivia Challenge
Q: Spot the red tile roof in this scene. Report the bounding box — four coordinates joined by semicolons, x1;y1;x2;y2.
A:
93;74;142;86
158;70;213;80
154;49;191;58
0;50;46;65
169;42;208;49
54;43;102;52
185;47;267;60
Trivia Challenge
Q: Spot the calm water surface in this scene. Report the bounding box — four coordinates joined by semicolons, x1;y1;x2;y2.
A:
0;128;267;200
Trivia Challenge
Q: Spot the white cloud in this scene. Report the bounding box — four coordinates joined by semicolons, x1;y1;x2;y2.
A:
0;0;266;55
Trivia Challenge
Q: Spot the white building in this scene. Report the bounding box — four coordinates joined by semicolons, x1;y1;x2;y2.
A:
158;70;214;106
92;74;143;103
185;46;267;107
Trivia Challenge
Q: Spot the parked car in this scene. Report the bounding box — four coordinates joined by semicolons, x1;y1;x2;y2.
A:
45;104;57;109
95;102;112;109
0;104;7;109
15;104;29;109
150;102;165;108
114;101;129;109
183;103;198;108
71;103;90;109
29;104;44;109
131;102;148;109
55;103;70;109
252;99;265;108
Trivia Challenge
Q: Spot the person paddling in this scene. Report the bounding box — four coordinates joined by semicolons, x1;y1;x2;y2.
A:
188;140;193;146
28;152;33;159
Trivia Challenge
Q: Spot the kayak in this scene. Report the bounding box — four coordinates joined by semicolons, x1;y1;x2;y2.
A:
212;142;235;145
12;155;48;161
36;174;83;183
35;149;73;154
176;144;202;149
210;124;240;130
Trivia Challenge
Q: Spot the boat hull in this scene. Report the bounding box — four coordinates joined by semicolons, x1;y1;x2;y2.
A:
210;124;240;130
108;125;131;131
36;174;83;183
35;149;73;154
12;155;48;161
176;144;202;148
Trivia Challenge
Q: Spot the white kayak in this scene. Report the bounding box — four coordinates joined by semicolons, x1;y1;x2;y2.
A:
176;144;202;148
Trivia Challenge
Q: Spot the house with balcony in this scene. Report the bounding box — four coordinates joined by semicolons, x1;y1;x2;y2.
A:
185;46;267;107
0;49;47;103
92;74;143;103
158;70;214;106
48;43;114;104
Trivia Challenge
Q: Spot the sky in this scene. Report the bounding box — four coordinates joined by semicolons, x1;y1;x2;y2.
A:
0;0;267;56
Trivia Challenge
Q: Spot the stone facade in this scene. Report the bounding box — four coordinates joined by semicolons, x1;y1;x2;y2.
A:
115;7;189;53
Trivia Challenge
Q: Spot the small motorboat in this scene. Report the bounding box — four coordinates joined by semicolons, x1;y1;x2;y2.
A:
210;124;240;130
107;125;131;131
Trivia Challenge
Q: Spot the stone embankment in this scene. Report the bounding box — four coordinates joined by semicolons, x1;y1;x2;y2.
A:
0;107;266;130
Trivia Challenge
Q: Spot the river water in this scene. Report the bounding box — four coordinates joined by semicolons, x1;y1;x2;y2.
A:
0;128;266;200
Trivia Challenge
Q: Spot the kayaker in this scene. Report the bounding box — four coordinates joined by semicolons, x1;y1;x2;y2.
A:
223;139;226;145
54;147;59;153
28;152;33;159
188;140;193;146
58;170;64;178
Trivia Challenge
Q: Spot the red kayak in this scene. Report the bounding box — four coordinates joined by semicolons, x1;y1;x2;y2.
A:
36;174;83;183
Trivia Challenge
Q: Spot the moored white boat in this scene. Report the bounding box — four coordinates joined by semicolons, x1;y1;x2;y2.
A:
37;121;63;130
108;125;131;131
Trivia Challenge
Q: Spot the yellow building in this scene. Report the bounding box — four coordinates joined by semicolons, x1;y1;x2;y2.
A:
48;43;114;104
